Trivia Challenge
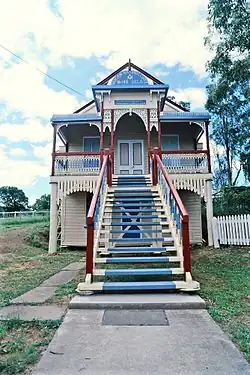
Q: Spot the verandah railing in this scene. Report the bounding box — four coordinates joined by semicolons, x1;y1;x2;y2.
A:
85;152;112;281
53;152;101;176
151;149;191;275
161;150;209;174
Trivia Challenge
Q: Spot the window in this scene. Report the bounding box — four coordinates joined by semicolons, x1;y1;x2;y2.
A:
83;137;100;152
161;135;179;151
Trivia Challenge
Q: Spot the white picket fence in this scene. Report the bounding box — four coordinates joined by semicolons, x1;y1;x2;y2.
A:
0;210;49;220
212;214;250;247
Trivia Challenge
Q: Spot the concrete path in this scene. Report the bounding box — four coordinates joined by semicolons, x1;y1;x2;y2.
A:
31;304;250;374
11;262;83;304
0;304;67;321
0;262;83;321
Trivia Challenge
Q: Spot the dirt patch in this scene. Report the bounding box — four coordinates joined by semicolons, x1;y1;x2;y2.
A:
8;261;40;271
0;227;30;254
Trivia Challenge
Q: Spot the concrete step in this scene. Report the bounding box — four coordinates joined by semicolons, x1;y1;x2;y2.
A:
70;293;205;310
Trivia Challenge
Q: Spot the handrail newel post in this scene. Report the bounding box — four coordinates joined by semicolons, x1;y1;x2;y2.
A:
182;215;191;274
86;217;94;281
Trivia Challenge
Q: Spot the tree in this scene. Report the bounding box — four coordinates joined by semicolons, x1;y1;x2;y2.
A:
205;0;250;186
32;194;50;211
0;186;29;212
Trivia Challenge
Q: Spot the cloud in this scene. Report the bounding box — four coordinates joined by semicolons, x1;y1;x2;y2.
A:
8;148;27;157
52;0;211;76
0;62;80;119
0;0;211;78
0;120;52;143
0;146;49;187
169;88;207;110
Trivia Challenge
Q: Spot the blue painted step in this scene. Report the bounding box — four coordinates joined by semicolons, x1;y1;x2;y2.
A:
109;198;158;201
111;229;162;234
109;221;161;226
111;237;165;242
109;209;159;213
102;268;177;276
113;203;160;207
113;193;156;196
108;246;172;252
103;281;176;291
110;215;159;219
99;256;172;263
113;189;152;193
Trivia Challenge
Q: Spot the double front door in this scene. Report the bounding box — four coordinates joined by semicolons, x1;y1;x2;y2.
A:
117;140;144;175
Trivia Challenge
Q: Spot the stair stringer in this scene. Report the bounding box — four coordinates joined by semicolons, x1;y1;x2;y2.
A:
156;185;183;268
85;184;108;284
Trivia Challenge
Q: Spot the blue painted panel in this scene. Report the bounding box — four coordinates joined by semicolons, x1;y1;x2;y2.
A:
112;71;149;86
114;99;146;105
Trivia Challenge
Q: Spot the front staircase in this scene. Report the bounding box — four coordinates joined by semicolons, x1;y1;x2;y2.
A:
77;173;199;293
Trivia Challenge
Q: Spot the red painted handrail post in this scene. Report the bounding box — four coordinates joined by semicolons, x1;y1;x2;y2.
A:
105;149;112;187
86;217;94;280
152;153;156;185
100;149;104;168
182;216;191;273
153;148;159;185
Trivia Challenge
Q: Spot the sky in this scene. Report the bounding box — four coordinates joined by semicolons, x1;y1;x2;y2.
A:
0;0;213;204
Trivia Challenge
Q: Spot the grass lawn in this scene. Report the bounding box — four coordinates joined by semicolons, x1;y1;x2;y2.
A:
0;318;61;374
0;222;84;374
192;246;250;362
0;222;84;306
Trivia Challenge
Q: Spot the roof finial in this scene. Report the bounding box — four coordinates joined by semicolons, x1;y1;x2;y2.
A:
128;58;131;71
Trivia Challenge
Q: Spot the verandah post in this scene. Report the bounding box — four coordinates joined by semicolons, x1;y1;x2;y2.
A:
51;125;57;176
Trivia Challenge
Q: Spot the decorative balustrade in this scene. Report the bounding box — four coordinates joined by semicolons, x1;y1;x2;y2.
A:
151;149;191;275
162;151;209;174
53;152;100;176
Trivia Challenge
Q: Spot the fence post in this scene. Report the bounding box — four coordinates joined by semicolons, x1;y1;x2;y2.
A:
212;217;219;248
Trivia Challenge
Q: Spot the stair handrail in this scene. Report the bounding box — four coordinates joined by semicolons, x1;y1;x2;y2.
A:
152;149;191;274
86;152;112;279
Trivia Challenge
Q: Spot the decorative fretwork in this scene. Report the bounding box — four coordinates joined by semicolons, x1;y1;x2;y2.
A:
56;177;98;203
169;174;210;199
114;108;147;129
150;108;158;130
103;109;112;131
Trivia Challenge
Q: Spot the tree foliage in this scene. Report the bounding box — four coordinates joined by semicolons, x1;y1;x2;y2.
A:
32;194;50;211
0;186;29;212
206;0;250;186
213;186;250;216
